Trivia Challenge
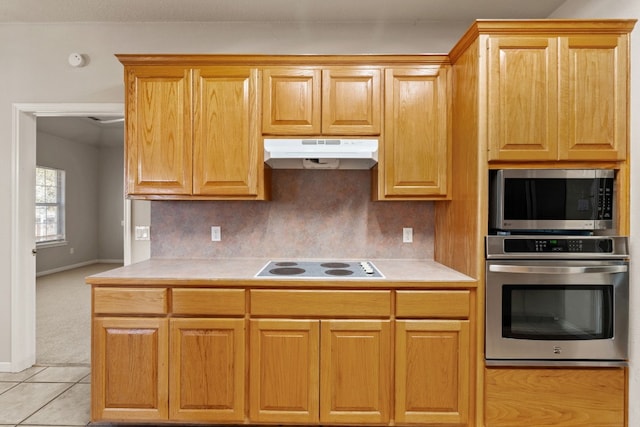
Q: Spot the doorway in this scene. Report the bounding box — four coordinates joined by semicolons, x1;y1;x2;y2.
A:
10;103;127;372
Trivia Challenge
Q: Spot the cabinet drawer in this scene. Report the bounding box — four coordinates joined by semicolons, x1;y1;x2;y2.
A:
172;288;245;315
250;290;391;317
93;287;168;315
396;290;470;318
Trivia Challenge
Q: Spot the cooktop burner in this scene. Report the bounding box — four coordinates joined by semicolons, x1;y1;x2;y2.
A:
256;261;384;279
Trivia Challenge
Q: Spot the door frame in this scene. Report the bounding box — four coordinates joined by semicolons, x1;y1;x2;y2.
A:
8;103;123;372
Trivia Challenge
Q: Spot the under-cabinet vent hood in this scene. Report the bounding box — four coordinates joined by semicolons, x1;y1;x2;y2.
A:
264;138;378;169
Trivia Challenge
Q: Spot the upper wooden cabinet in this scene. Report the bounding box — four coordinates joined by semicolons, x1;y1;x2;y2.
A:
120;58;266;199
377;66;451;200
262;67;382;135
486;31;629;162
124;65;193;195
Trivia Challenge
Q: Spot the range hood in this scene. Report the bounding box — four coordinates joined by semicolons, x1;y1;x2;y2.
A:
264;138;378;169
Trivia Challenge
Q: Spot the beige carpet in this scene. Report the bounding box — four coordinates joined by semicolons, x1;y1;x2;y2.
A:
36;263;122;366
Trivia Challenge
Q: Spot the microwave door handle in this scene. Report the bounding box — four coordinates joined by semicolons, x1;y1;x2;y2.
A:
489;265;628;274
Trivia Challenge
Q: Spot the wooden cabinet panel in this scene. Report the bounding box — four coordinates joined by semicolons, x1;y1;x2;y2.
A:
125;65;192;195
92;317;168;421
320;320;390;424
250;290;391;317
171;288;245;316
485;367;626;427
322;68;381;135
262;67;381;136
396;290;470;318
487;32;629;162
249;319;320;423
487;36;559;161
169;318;245;422
93;288;168;315
262;68;321;135
395;320;470;425
193;67;261;196
558;35;628;161
382;66;450;198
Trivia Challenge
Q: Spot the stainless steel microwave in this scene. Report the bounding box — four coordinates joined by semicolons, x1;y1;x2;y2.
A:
489;169;615;232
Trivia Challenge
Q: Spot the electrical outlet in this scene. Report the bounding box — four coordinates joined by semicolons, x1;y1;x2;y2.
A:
403;227;413;243
211;226;221;242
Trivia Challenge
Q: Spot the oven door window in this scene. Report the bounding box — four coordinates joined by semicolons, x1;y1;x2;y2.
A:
502;285;614;340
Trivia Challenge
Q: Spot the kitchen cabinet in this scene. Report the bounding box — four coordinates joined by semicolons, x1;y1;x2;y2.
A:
249;290;392;425
92;287;170;421
487;33;629;162
485;367;626;426
120;59;266;199
395;291;471;425
169;288;246;422
169;318;245;422
376;66;451;200
262;67;381;135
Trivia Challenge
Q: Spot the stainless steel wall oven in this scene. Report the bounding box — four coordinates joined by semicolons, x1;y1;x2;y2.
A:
485;235;629;366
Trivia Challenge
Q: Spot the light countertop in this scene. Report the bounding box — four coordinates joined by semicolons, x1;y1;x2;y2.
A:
86;258;475;289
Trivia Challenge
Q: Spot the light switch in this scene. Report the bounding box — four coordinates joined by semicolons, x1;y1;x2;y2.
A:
135;225;150;241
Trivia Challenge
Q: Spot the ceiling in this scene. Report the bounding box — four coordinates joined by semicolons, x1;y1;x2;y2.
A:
1;0;566;23
37;117;124;148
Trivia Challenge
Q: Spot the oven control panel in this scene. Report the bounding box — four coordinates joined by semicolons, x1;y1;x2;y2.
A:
486;235;629;259
504;238;613;253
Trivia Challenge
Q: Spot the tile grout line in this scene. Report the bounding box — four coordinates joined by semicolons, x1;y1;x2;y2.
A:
14;367;91;426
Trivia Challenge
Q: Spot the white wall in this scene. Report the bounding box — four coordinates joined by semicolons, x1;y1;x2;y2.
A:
36;131;99;273
97;143;124;262
35;130;124;274
550;1;639;425
0;19;469;365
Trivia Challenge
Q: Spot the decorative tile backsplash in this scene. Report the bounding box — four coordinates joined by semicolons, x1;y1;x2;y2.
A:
151;170;434;259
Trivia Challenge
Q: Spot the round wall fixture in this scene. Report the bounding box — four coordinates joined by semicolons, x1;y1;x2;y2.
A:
68;53;86;67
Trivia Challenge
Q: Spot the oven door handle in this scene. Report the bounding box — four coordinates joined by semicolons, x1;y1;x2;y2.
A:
488;265;628;274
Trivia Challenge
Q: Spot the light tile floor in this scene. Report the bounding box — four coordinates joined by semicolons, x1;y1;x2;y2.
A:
0;366;90;427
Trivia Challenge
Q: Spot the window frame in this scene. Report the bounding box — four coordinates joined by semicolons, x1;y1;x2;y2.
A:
35;166;66;246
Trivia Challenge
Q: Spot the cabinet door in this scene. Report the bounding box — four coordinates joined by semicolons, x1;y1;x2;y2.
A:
395;320;470;425
262;68;321;135
322;68;381;135
250;319;320;423
92;317;168;421
320;320;391;424
382;66;450;198
125;65;192;195
487;36;559;161
169;318;245;422
558;35;628;161
193;67;260;196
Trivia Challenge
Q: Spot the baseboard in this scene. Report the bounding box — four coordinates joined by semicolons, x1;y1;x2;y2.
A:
97;258;124;265
36;259;123;277
0;356;35;373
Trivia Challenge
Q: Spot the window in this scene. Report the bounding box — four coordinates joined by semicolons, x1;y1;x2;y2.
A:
35;166;66;244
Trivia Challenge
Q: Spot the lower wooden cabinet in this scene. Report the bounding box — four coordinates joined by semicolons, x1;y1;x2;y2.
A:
249;319;320;423
249;319;391;425
485;367;626;427
395;320;470;425
92;317;169;421
169;318;245;422
91;286;475;426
